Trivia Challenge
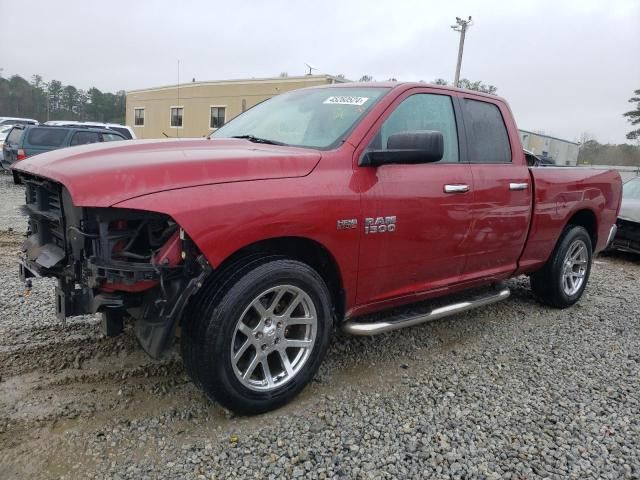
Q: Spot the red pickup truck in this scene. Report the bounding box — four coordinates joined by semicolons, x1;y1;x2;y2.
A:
14;83;622;413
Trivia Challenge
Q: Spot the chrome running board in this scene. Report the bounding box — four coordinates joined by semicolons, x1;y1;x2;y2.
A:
343;285;511;336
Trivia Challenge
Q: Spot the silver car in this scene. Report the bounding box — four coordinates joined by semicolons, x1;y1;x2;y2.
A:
611;176;640;254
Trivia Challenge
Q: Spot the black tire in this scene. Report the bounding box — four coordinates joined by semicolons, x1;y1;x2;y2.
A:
181;258;333;414
530;225;593;308
181;254;276;392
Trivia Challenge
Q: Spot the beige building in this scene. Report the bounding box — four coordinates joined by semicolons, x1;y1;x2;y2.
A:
519;129;579;166
125;75;346;139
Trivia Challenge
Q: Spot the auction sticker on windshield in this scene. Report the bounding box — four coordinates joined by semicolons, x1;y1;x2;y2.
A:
323;96;369;106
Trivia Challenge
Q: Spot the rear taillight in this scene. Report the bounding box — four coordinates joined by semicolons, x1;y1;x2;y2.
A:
17;149;27;161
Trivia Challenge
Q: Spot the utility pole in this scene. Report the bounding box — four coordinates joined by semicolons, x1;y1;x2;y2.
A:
451;16;472;87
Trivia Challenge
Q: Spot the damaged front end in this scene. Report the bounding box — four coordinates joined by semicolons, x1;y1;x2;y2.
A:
18;172;210;358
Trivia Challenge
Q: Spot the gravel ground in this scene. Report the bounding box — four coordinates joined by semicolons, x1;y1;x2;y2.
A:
0;172;27;232
0;177;639;479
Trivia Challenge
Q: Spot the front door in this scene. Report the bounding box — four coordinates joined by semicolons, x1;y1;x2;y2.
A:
355;90;474;305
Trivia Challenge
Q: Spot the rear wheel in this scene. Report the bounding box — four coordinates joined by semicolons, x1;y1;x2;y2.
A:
181;259;332;414
530;225;592;308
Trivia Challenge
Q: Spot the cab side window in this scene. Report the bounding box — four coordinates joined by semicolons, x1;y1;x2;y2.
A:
372;94;459;163
463;99;511;163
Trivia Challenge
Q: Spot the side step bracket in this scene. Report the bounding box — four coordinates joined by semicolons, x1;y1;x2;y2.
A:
343;285;510;336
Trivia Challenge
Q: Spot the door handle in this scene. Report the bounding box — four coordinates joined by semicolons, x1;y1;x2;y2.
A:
509;182;529;191
444;184;470;193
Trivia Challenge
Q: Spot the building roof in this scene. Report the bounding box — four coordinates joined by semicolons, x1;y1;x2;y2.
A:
518;129;579;145
127;74;349;94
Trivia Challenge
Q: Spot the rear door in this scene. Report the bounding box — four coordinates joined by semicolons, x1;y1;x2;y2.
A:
355;88;474;304
459;95;532;280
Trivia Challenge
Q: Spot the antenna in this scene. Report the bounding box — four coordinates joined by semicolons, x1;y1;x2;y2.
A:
304;63;318;75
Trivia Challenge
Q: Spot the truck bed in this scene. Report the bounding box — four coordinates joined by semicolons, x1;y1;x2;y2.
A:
518;167;622;273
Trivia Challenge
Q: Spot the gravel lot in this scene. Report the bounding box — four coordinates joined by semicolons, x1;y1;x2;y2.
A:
0;171;27;232
0;172;638;479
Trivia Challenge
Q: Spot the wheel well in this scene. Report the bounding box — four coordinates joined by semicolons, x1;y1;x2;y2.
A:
567;209;597;247
216;237;345;322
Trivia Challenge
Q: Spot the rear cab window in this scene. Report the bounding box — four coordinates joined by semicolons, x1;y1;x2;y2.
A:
462;98;511;163
26;128;68;147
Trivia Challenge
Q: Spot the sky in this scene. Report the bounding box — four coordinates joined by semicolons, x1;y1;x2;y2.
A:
1;0;638;144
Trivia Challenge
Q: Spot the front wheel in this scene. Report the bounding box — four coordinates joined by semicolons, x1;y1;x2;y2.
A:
530;225;593;308
181;259;332;414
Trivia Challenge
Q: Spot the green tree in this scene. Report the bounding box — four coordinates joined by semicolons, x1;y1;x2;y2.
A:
62;85;79;117
359;75;373;82
86;87;104;121
47;80;63;114
30;75;47;119
0;77;9;114
578;139;640;166
0;72;125;123
624;89;640;140
458;79;497;94
8;75;34;116
432;78;497;94
76;89;89;120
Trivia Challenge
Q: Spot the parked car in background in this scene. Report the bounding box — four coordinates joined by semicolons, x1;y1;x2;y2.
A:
0;124;14;164
610;176;640;254
1;124;127;170
524;149;555;166
44;121;136;139
0;117;39;126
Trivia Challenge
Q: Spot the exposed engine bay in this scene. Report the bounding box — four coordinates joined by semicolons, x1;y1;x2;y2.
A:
17;172;210;357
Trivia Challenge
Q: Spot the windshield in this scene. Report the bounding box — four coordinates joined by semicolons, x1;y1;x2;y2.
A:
623;177;640;200
211;87;389;149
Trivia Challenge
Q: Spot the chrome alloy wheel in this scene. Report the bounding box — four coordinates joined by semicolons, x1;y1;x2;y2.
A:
230;285;317;391
561;239;588;296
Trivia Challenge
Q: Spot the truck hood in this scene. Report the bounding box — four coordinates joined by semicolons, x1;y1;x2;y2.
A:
619;198;640;223
13;138;322;207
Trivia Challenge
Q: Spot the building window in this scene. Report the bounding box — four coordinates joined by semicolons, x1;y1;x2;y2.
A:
134;108;144;126
170;107;183;128
210;106;226;129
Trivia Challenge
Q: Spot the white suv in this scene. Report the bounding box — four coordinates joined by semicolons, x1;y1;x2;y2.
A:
0;117;39;126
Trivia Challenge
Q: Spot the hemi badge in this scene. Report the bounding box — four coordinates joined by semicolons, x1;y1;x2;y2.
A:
337;219;358;230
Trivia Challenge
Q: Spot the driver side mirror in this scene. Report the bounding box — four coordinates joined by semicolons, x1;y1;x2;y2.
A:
359;130;444;167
